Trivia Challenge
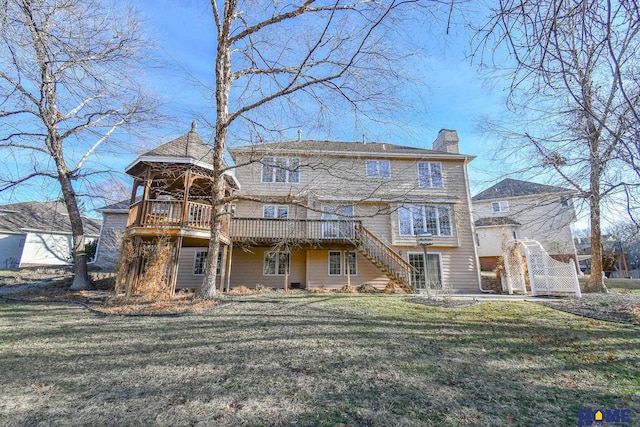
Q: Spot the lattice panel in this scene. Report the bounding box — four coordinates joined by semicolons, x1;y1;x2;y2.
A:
521;240;581;297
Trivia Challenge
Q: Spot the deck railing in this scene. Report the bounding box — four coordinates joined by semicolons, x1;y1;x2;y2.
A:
354;224;414;290
126;209;412;291
229;217;361;243
128;199;216;231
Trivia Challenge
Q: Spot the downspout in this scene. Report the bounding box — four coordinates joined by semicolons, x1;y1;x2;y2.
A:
462;157;494;293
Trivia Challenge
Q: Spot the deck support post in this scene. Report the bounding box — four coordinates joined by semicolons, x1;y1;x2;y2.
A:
225;242;233;292
168;236;182;296
126;236;143;297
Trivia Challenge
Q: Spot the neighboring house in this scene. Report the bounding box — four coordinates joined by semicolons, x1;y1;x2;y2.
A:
117;124;481;293
92;200;130;270
0;201;101;268
472;178;578;270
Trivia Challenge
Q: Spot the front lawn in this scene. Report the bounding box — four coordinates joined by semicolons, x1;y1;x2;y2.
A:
0;294;638;426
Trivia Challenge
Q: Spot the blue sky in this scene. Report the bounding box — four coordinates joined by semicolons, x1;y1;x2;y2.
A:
1;1;511;210
134;1;508;192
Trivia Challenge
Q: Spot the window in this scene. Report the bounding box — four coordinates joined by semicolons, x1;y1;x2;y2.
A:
398;204;452;236
193;250;222;276
329;251;342;275
408;252;442;290
263;205;289;219
328;250;358;276
322;205;354;238
261;157;300;183
264;251;290;275
560;196;569;207
492;201;509;213
417;162;443;188
366;160;390;178
345;251;357;275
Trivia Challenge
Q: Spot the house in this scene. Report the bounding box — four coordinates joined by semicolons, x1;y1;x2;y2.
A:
115;124;481;293
471;178;578;270
0;201;101;268
92;200;130;270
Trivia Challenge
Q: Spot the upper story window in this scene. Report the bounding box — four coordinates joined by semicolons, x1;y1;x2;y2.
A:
492;201;509;213
560;196;570;207
366;160;390;178
261;157;300;183
417;162;443;188
398;204;452;237
263;205;289;219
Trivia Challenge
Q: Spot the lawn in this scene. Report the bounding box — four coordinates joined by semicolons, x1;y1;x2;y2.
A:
1;294;638;426
604;278;640;295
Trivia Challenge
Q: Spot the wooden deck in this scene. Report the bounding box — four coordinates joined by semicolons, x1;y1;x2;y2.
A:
126;201;359;245
125;201;413;290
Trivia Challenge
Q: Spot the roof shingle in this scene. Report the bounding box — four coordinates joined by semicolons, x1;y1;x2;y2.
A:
0;201;101;235
472;178;572;201
140;121;213;164
474;217;521;227
229;140;471;158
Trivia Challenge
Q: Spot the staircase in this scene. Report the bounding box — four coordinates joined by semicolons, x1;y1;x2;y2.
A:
353;224;414;293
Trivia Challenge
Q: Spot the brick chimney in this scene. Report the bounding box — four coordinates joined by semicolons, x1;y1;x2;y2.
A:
432;129;459;154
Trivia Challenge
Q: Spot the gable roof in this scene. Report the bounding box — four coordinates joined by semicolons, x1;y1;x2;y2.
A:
0;201;101;236
474;217;521;227
98;200;130;212
472;178;572;201
229;140;473;160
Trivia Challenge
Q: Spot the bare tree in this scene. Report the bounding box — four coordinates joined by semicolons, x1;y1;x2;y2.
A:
604;221;640;276
0;0;157;289
471;0;640;292
199;0;447;298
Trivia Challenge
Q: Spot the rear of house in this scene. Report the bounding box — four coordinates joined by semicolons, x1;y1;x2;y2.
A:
201;129;482;293
109;125;481;293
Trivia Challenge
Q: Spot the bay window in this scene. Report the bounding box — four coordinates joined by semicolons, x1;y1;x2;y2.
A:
398;204;452;237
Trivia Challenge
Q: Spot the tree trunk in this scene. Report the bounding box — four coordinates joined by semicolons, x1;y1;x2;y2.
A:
59;172;91;290
200;0;234;299
585;142;608;293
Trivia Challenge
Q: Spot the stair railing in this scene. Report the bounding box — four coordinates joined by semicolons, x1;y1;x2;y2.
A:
354;224;414;291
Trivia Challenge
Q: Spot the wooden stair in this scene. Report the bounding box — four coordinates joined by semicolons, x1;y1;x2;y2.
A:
353;224;414;293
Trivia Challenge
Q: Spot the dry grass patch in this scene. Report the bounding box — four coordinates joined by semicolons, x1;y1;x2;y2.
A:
227;285;274;295
337;284;357;293
98;292;221;315
1;294;639;426
1;294;638;426
308;286;332;293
